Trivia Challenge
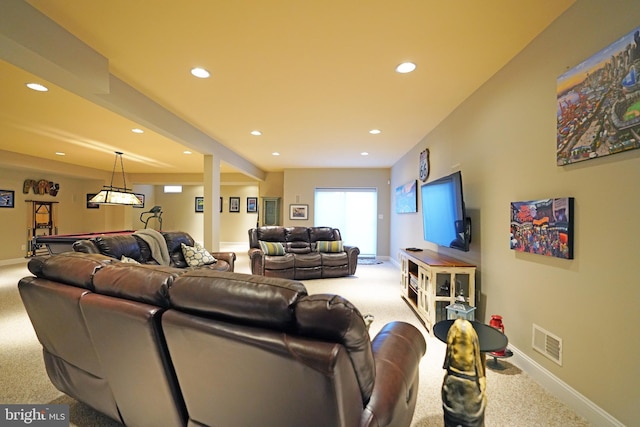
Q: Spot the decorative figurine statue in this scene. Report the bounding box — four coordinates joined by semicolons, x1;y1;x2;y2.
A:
442;318;487;427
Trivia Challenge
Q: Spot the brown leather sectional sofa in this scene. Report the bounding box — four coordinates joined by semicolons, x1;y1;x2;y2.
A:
19;252;426;427
248;226;360;279
72;230;236;272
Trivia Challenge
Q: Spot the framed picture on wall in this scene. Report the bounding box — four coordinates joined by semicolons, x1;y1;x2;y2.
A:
134;193;145;208
229;197;240;212
0;190;15;208
289;204;308;220
195;196;204;212
247;197;258;213
86;193;99;209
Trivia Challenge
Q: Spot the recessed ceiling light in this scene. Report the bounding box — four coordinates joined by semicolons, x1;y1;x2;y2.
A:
131;128;144;134
183;150;192;154
26;83;48;92
190;67;210;78
251;130;262;136
395;62;416;74
55;152;65;156
361;152;369;156
369;129;381;134
272;152;280;156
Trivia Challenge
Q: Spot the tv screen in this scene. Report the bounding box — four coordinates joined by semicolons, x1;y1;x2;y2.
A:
420;171;470;251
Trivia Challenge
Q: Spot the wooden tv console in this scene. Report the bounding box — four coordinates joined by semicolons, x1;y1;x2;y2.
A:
399;249;476;335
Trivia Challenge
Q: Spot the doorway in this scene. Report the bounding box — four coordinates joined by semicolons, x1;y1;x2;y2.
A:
314;188;377;258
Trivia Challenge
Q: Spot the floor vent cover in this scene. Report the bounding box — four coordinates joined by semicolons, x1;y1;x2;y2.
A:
532;324;562;365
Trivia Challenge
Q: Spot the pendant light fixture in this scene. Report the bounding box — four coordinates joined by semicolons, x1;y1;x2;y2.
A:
89;151;143;206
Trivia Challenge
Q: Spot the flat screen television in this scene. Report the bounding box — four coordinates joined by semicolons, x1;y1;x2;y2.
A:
420;171;471;251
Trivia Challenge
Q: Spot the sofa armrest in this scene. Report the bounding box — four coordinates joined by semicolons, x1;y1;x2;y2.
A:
210;252;236;272
360;321;426;427
344;245;360;275
247;248;264;275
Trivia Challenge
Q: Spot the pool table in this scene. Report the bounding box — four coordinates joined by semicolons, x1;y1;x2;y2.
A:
33;230;136;256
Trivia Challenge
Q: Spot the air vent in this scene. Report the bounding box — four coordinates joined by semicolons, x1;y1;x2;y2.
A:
532;324;562;365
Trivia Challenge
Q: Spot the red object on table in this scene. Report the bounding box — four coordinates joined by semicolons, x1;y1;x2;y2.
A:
489;314;506;356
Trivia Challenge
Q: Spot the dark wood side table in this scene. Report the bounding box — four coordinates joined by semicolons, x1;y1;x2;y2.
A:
433;319;508;353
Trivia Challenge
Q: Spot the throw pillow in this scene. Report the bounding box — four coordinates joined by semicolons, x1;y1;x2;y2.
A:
120;255;140;264
258;240;285;256
181;242;217;267
316;240;344;253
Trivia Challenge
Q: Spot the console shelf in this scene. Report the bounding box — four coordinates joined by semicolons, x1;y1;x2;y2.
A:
399;249;476;335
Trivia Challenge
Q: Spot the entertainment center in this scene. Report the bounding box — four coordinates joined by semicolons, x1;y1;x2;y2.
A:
399;248;476;335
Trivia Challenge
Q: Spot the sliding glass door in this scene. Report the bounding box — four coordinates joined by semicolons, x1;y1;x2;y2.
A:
314;188;377;258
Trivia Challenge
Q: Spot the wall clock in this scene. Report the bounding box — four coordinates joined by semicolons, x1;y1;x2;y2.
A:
419;148;430;182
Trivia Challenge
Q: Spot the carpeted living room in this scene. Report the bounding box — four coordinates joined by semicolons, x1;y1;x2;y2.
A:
1;250;588;426
1;1;639;426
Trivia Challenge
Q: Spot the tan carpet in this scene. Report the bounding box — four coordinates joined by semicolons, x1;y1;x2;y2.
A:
0;249;589;426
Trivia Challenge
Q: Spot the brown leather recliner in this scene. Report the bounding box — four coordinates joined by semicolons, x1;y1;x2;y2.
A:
248;226;360;279
72;230;236;272
19;252;426;427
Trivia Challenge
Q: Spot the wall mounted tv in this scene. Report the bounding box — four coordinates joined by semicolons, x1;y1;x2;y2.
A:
420;171;471;252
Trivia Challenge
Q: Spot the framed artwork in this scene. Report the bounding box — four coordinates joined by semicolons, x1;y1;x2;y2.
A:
195;196;204;212
229;197;240;212
220;197;223;212
86;193;99;209
510;197;574;260
557;25;640;165
396;180;418;213
247;197;258;213
289;204;308;220
134;193;145;208
0;190;15;208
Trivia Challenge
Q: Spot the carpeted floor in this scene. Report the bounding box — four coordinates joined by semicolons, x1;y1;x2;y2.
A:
0;250;590;426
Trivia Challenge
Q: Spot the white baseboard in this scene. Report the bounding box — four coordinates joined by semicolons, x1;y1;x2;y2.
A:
509;344;623;426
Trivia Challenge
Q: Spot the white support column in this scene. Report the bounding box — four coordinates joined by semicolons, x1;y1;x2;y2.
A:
203;155;221;251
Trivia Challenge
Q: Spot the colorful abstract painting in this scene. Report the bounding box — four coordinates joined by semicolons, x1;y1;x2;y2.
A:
510;197;574;259
557;25;640;165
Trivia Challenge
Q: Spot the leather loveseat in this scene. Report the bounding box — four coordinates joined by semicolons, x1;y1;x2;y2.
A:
72;230;235;272
248;226;360;279
19;252;427;427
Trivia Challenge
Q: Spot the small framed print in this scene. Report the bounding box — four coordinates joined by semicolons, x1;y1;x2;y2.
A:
289;204;308;220
134;193;145;208
0;190;15;208
247;197;258;213
86;193;99;209
195;196;204;213
229;197;240;213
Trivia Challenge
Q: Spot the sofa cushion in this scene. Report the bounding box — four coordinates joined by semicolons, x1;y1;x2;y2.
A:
285;241;312;254
94;235;142;261
295;294;375;404
162;231;194;268
170;270;307;329
256;226;286;242
92;263;185;308
285;227;310;242
309;227;338;242
27;252;115;290
294;252;322;268
181;242;217;267
316;240;344;253
259;240;285;256
320;252;349;266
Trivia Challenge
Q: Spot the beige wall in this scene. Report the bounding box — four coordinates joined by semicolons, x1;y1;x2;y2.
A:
0;167;132;260
391;1;640;424
283;168;391;257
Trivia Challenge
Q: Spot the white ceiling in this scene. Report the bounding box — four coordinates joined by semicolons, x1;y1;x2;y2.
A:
0;0;574;177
